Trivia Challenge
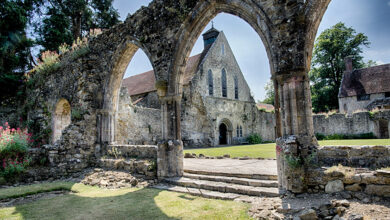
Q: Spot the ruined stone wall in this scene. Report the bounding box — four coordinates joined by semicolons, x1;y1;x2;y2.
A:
313;110;390;138
131;91;160;109
339;93;385;114
116;87;162;145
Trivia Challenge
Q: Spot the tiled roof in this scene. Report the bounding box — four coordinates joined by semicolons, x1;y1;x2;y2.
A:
122;50;211;96
122;32;216;96
122;70;156;96
256;103;275;111
339;64;390;98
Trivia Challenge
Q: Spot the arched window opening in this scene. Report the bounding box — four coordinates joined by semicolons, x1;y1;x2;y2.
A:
234;76;238;100
111;47;161;145
52;99;71;143
208;69;213;96
239;126;243;137
221;43;225;55
222;68;227;98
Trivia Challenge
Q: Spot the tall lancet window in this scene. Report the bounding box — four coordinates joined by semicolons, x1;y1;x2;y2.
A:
234;76;238;100
221;69;227;98
208;69;213;96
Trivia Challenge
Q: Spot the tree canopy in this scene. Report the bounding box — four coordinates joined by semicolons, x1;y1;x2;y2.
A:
262;80;275;105
309;22;370;113
0;0;42;105
36;0;120;52
0;0;119;105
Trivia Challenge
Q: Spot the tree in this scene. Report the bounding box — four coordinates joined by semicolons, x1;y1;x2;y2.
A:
262;80;274;105
36;0;119;51
0;0;41;105
309;22;370;113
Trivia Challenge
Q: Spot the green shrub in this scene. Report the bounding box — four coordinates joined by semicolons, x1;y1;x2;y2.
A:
315;133;326;140
316;132;376;140
246;134;262;144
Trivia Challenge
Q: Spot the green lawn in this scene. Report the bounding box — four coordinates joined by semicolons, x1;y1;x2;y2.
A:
0;183;251;220
184;139;390;159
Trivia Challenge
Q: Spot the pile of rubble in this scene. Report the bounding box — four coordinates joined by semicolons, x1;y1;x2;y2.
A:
81;168;157;189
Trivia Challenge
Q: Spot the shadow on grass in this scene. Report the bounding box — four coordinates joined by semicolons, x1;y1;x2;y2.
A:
9;184;178;220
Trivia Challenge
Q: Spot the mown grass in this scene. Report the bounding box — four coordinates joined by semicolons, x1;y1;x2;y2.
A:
184;139;390;159
185;143;276;159
0;183;251;220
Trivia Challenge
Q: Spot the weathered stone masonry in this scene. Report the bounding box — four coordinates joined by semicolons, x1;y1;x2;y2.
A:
25;0;338;192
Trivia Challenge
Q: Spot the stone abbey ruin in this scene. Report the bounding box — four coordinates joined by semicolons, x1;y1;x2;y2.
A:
9;0;390;197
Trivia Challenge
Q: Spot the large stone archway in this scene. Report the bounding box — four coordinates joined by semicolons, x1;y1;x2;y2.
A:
27;0;334;193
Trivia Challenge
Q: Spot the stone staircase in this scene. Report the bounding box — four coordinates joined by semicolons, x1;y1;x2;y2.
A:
98;144;158;179
153;168;279;201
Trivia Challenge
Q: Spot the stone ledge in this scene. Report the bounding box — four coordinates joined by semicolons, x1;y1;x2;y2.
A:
106;144;157;159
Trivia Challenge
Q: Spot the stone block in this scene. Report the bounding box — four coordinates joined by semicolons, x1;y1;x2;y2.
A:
325;180;344;193
345;183;362;192
365;184;390;197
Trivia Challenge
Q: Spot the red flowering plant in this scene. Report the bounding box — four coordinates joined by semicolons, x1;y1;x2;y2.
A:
0;122;33;179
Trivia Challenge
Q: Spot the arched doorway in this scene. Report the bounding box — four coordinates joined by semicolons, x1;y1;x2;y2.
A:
219;123;228;145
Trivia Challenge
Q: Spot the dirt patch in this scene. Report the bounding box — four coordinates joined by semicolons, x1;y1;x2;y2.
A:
0;190;70;207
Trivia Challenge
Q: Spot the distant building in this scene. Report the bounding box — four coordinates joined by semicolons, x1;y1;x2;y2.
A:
257;103;275;112
338;57;390;114
119;27;275;147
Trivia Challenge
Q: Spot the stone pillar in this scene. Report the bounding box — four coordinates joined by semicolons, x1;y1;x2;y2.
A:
275;71;318;193
156;83;184;179
96;110;116;144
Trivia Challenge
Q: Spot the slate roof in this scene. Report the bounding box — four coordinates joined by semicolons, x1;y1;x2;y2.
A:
122;42;213;96
338;63;390;98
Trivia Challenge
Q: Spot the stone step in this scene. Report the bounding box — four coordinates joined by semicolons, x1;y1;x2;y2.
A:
183;172;278;188
164;177;279;197
152;184;260;202
184;169;278;181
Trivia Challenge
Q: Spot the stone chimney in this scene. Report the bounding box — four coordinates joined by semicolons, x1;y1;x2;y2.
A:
344;56;353;72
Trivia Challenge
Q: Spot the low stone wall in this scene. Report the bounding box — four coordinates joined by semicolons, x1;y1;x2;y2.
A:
313;110;390;138
317;145;390;169
306;145;390;197
307;168;390;197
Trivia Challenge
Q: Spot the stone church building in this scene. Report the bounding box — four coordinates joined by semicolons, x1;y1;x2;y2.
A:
117;27;275;148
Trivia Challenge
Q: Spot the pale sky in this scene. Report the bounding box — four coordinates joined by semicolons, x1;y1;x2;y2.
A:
113;0;390;101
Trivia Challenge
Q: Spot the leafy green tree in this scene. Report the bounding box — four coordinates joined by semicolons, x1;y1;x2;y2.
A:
310;22;370;113
37;0;119;51
36;7;73;52
262;80;274;105
0;0;41;105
